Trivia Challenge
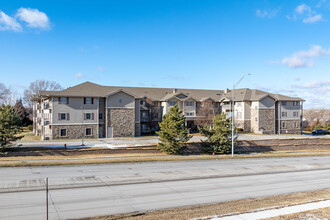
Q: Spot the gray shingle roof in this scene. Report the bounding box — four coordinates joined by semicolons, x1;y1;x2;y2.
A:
39;81;304;102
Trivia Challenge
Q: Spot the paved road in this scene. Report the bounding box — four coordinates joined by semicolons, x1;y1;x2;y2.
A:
1;156;330;219
16;133;329;148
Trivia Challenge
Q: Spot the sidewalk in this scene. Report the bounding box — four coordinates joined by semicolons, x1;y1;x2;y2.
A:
196;199;330;220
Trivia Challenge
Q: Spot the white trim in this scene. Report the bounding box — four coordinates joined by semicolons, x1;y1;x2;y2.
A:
105;89;138;98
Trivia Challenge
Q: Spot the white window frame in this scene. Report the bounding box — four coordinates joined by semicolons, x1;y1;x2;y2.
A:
60;113;66;120
85;128;92;136
60;129;67;137
85;113;91;120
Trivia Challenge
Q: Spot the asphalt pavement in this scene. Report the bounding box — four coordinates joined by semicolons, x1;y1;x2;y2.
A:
1;156;330;219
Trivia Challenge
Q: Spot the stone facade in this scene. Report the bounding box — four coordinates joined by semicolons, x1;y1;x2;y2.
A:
279;120;301;134
52;124;98;139
259;109;275;134
107;108;135;137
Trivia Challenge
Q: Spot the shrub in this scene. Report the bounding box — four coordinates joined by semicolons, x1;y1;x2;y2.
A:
156;105;191;154
27;125;33;131
200;113;235;154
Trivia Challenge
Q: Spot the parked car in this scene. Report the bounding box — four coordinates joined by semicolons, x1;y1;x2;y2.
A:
312;129;329;135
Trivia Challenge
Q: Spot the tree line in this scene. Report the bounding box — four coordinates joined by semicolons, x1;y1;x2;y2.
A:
0;80;63;151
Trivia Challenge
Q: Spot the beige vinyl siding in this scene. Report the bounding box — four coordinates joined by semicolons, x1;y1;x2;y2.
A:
53;97;98;125
106;91;135;108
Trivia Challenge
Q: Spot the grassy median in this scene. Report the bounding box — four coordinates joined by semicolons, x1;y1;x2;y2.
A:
1;150;330;167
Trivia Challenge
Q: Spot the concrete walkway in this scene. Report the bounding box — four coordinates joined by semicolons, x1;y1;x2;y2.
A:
203;199;330;220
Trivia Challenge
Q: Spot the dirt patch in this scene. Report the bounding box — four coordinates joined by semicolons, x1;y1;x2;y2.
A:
1;145;160;157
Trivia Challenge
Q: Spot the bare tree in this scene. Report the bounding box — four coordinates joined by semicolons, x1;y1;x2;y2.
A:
195;100;215;128
303;108;329;131
24;80;63;107
0;83;11;104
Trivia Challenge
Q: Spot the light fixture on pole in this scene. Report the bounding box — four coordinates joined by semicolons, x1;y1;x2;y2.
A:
81;105;85;146
232;73;251;157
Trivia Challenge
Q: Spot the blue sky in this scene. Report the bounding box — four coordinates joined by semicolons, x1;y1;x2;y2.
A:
0;0;329;108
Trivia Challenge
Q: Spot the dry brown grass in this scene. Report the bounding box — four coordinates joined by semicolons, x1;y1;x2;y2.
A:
267;206;330;219
78;188;330;220
1;150;330;167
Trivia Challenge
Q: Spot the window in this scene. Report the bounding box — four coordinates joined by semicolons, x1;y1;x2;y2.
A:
237;112;242;119
99;99;103;105
141;112;147;117
294;122;298;128
99;113;103;120
282;122;286;128
86;128;92;136
186;112;194;116
282;112;287;117
255;117;258;122
282;101;287;106
140;100;145;105
86;98;92;104
59;97;68;104
85;113;91;120
169;101;177;106
60;113;66;120
60;129;67;137
293;101;299;106
119;99;122;103
84;97;93;104
45;121;49;125
185;101;193;106
293;111;299;117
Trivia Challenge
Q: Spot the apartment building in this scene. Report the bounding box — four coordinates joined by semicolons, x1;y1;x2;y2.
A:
33;81;304;140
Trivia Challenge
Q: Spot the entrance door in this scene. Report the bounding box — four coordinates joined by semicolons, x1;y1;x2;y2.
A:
107;126;113;138
99;126;104;138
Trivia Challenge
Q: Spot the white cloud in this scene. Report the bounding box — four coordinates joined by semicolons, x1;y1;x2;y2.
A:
0;11;22;32
288;4;323;24
97;67;105;71
295;4;311;14
256;9;279;18
293;81;330;89
16;8;50;29
74;73;84;78
303;14;323;23
281;45;330;68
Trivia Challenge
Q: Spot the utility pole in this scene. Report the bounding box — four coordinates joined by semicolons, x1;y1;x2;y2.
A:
46;178;48;220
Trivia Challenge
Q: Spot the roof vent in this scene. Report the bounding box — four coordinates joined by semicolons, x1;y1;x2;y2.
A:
224;88;230;94
173;89;177;94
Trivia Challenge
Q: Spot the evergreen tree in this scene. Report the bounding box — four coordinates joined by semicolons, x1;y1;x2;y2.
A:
200;113;235;154
0;104;23;150
156;105;191;154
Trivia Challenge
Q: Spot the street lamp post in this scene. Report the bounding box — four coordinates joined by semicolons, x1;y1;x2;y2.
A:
81;106;85;146
231;73;251;157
